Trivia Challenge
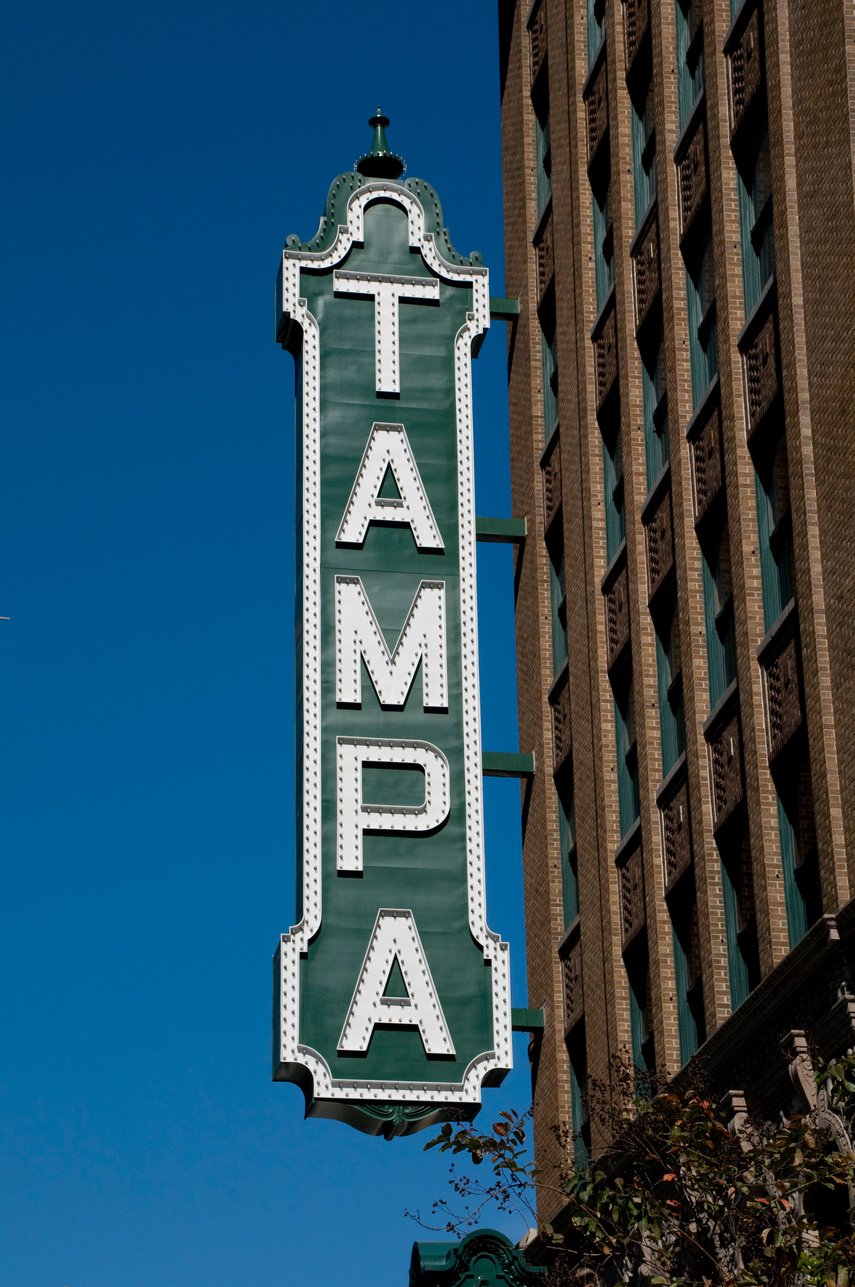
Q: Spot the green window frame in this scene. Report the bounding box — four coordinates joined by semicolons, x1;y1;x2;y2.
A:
631;80;657;229
670;883;705;1064
568;1025;590;1167
602;427;625;565
676;0;705;131
592;176;614;313
738;128;774;316
779;792;807;948
754;433;794;633
627;940;655;1080
613;668;640;839
586;0;605;67
720;835;759;1010
641;325;668;488
775;750;819;950
701;519;737;710
541;326;559;439
685;235;717;408
547;527;568;675
654;597;685;777
535;108;552;219
557;768;578;925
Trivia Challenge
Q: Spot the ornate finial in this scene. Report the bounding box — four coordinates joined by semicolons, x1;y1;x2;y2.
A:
355;106;405;180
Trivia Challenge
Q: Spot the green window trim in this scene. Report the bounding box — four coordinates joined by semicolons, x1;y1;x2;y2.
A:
631;90;657;229
548;534;568;676
670;878;706;1066
602;432;625;565
676;0;705;131
778;792;808;949
586;0;605;67
541;329;559;439
557;771;579;925
654;610;686;778
568;1027;590;1167
700;543;736;705
754;441;795;633
672;922;699;1064
592;184;614;313
627;944;655;1080
613;676;640;839
535;111;552;219
642;327;668;488
738;128;774;316
685;246;718;408
720;854;753;1009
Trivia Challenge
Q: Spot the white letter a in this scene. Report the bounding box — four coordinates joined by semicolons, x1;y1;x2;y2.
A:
338;909;454;1056
336;423;444;551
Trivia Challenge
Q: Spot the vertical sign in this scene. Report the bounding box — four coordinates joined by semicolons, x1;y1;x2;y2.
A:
274;130;511;1136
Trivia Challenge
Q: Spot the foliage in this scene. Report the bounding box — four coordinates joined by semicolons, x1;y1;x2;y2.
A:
410;1053;855;1287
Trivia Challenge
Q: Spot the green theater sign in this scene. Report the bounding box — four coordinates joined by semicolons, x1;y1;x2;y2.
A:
273;113;512;1135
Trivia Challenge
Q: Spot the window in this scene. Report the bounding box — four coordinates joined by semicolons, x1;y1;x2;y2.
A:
676;0;705;131
540;302;561;440
592;166;614;313
641;323;668;488
719;825;759;1009
626;937;655;1080
685;231;717;407
738;128;774;315
587;0;605;67
775;748;820;949
653;593;685;777
568;1023;590;1166
754;432;794;632
547;525;568;675
631;77;656;228
700;516;737;710
602;423;625;564
557;767;578;925
613;665;640;838
670;878;705;1064
534;104;552;218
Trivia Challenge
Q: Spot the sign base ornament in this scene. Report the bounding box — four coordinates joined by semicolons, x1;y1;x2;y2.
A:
274;114;512;1136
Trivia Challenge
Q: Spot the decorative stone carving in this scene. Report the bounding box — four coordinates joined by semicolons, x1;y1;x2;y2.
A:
645;483;674;601
562;935;584;1030
742;296;780;439
729;5;764;138
529;1;548;90
763;621;804;763
632;204;660;330
541;432;562;532
678;114;708;240
604;560;630;669
551;669;572;773
623;0;650;74
618;841;645;947
585;54;609;169
690;396;724;524
662;776;692;890
535;211;554;306
708;705;745;831
594;302;618;414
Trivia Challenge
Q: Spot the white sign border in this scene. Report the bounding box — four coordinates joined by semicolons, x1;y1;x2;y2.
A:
275;182;512;1106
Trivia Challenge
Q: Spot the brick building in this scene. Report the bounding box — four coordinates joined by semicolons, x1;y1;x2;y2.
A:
498;0;855;1218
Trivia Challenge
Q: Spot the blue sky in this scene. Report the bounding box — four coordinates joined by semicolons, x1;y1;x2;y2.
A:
1;3;532;1282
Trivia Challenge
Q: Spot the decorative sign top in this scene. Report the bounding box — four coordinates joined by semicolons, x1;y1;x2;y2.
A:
274;115;511;1137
